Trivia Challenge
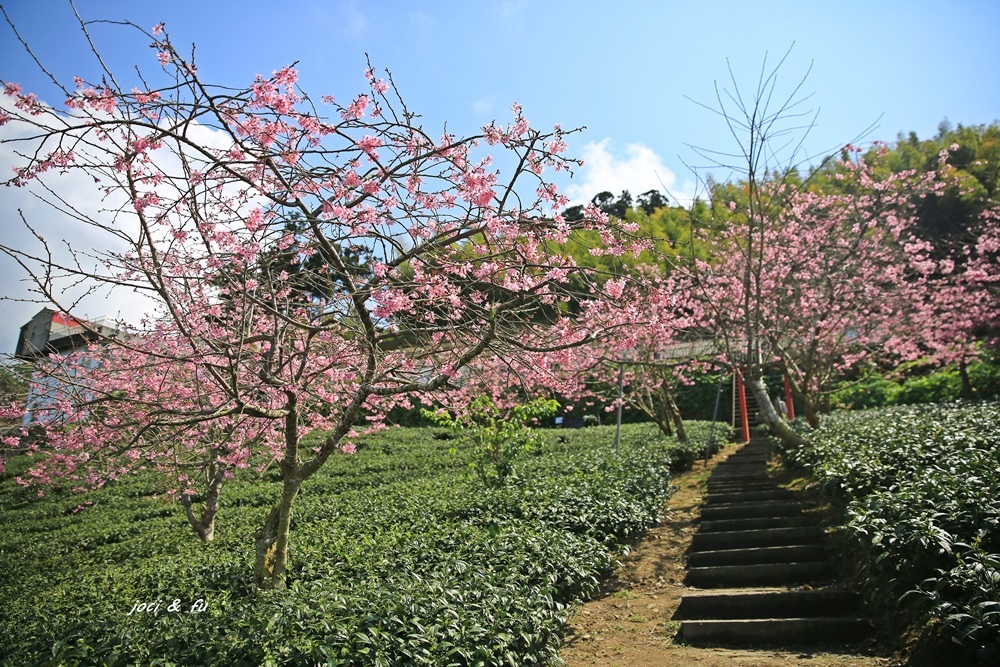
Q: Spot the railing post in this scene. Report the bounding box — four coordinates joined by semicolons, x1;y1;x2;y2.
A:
706;371;725;463
736;369;750;443
613;357;624;455
783;375;795;420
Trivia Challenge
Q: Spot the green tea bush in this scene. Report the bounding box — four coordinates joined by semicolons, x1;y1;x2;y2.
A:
422;396;560;487
780;403;1000;661
893;368;964;405
1;421;713;666
831;352;1000;410
829;375;902;410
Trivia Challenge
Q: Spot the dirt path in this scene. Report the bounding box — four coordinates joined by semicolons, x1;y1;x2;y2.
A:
558;444;891;667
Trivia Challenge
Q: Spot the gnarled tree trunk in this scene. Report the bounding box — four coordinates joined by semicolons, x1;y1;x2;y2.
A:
254;471;303;590
747;375;805;449
959;357;974;400
180;457;225;543
663;387;687;443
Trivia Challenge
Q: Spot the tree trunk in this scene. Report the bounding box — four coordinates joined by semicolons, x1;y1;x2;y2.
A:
254;472;303;590
179;459;224;543
747;375;806;448
663;389;687;443
780;364;821;430
633;388;673;436
656;417;674;437
959;357;974;400
645;408;673;437
801;396;821;430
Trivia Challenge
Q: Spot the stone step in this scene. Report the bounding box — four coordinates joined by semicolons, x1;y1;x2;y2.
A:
718;464;769;472
691;526;825;551
674;440;870;650
706;480;780;493
716;453;769;463
732;443;771;452
678;617;872;646
699;515;816;533
726;452;771;461
687;543;827;567
709;474;771;484
719;454;770;463
719;447;771;465
717;461;769;470
730;444;771;452
700;500;805;521
706;474;772;485
711;462;767;479
674;589;863;620
704;489;795;504
711;463;769;475
685;560;833;588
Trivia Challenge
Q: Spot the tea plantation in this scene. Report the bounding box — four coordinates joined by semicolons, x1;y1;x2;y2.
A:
0;422;725;666
779;402;1000;662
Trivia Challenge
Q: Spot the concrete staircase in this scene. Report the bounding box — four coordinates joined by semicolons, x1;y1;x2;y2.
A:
674;437;871;647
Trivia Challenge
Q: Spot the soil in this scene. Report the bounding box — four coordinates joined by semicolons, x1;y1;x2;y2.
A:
558;444;894;667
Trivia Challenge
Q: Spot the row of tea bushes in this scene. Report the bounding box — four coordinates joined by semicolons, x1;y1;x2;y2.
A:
830;352;1000;410
780;403;1000;661
1;421;727;666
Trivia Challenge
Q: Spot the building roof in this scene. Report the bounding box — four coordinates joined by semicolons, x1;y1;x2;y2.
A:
14;308;123;359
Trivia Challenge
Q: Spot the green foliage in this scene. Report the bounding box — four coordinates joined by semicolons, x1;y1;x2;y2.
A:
0;363;29;434
0;363;28;399
0;421;714;666
673;370;734;421
893;368;964;405
557;198;714;279
887;121;1000;202
808;121;1000;255
832;353;1000;410
830;375;903;410
422;397;560;487
780;403;1000;660
968;356;1000;399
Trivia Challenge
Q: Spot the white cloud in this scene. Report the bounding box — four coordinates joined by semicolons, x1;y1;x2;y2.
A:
340;2;368;39
0;94;243;356
1;102;129;352
499;0;528;19
472;95;497;117
407;11;434;43
562;139;695;207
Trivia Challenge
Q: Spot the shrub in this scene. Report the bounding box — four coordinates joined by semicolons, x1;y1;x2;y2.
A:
831;353;1000;410
0;421;713;665
780;403;1000;660
422;396;561;488
830;375;901;410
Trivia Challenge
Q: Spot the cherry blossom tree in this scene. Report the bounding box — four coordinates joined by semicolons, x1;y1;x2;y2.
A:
905;191;1000;397
680;54;822;447
558;275;708;442
679;53;973;447
693;148;951;432
0;19;647;589
440;273;721;445
687;133;1000;446
423;274;655;423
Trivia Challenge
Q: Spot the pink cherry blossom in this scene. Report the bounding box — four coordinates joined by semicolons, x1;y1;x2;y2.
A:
0;32;640;590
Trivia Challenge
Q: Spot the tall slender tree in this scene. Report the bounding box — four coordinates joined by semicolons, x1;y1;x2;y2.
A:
686;69;999;442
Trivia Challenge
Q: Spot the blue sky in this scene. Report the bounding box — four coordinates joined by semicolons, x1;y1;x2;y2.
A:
1;0;999;351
